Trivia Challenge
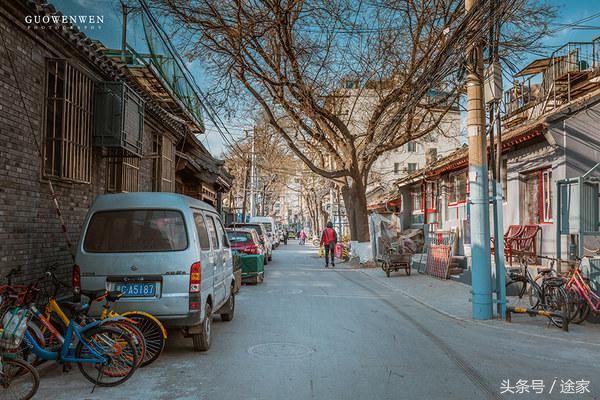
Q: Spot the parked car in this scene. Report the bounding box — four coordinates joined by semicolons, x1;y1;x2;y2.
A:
227;228;266;284
75;192;235;352
288;231;296;239
249;216;279;248
226;228;266;258
228;223;273;261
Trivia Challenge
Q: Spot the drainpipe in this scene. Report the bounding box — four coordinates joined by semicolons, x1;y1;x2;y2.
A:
466;0;493;320
121;3;128;62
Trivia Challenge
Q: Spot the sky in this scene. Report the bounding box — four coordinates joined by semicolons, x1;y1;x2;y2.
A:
50;0;600;157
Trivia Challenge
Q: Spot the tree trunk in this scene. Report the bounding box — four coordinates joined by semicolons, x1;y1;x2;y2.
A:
341;178;370;242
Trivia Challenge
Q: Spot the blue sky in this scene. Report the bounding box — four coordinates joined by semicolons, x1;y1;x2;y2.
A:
51;0;600;156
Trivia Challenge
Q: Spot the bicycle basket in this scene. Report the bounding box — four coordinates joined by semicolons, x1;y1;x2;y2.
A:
0;307;30;350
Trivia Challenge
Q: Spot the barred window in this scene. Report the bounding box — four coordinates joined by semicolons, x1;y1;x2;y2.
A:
44;59;93;182
107;156;140;193
152;135;175;192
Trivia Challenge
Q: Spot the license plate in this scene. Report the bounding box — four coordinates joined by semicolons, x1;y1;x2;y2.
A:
114;282;156;297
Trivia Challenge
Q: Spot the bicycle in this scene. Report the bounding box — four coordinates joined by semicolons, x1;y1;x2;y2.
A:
563;255;600;324
15;274;140;387
0;287;39;400
79;288;166;367
31;270;146;370
0;353;39;400
505;255;570;328
23;266;163;368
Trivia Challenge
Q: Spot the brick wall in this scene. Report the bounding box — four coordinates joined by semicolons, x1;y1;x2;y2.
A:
0;12;105;283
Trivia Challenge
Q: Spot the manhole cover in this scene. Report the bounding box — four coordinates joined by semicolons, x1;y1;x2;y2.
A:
248;342;315;358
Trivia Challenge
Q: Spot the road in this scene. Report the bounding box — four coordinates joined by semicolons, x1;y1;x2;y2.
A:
37;241;599;400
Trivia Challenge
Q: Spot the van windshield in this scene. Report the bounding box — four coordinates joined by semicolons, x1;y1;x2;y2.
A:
84;209;188;252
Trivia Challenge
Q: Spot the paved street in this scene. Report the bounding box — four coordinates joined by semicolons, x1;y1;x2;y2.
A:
36;241;599;400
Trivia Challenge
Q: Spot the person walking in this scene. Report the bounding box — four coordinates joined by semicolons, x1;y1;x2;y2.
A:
320;221;338;268
299;230;307;245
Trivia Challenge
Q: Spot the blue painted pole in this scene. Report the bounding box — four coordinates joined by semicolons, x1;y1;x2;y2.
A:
468;162;493;320
465;3;493;320
493;180;506;319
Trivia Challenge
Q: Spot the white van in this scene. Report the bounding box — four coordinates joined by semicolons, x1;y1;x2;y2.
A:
249;216;279;247
75;192;235;352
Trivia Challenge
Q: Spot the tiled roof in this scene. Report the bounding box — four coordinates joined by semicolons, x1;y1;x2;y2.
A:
392;118;547;188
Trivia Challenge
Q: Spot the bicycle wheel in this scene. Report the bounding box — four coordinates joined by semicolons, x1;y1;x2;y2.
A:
76;326;138;387
0;357;40;400
101;321;146;368
565;287;587;324
505;278;530;309
541;284;569;328
121;312;166;367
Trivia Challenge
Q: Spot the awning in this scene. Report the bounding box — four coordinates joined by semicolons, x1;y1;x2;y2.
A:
514;56;566;78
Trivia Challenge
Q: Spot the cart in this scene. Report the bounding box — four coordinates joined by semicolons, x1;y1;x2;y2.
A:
377;238;412;277
240;254;265;284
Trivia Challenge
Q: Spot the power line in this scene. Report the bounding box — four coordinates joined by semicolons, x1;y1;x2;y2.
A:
138;0;249;161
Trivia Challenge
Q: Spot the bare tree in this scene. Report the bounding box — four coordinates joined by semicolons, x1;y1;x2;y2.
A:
223;120;295;219
156;0;553;242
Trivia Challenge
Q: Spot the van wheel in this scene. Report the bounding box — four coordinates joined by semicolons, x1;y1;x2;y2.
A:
192;304;212;352
220;291;235;322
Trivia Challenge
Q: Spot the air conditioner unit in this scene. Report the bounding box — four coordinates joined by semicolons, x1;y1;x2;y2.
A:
94;82;144;156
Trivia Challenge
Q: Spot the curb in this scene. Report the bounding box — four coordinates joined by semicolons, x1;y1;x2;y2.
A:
358;268;600;348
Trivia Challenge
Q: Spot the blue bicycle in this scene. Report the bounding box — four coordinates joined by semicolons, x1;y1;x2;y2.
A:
18;275;139;387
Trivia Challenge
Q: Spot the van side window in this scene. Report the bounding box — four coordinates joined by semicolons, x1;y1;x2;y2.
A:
215;219;230;248
194;213;211;250
206;215;220;249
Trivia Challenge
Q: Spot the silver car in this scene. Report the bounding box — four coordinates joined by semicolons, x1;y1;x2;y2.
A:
75;192;235;352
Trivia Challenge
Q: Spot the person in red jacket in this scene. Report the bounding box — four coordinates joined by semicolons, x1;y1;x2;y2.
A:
320;221;338;268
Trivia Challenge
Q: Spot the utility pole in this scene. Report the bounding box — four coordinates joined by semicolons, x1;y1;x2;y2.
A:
487;0;506;319
241;155;250;222
466;0;493;320
337;186;342;235
249;128;256;218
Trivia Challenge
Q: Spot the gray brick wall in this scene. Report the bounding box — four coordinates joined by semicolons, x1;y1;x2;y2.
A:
0;13;101;284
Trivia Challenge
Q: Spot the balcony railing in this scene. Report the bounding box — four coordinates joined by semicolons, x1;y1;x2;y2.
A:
503;37;600;124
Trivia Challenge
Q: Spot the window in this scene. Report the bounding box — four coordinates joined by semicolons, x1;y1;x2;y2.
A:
43;59;93;182
394;163;400;174
194;213;211;250
84;210;187;252
407;163;418;173
449;171;468;205
206;216;220;249
407;142;417;152
152;135;176;192
522;168;553;224
215;219;230;248
411;187;423;213
227;231;253;245
425;181;437;211
106;156;139;193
